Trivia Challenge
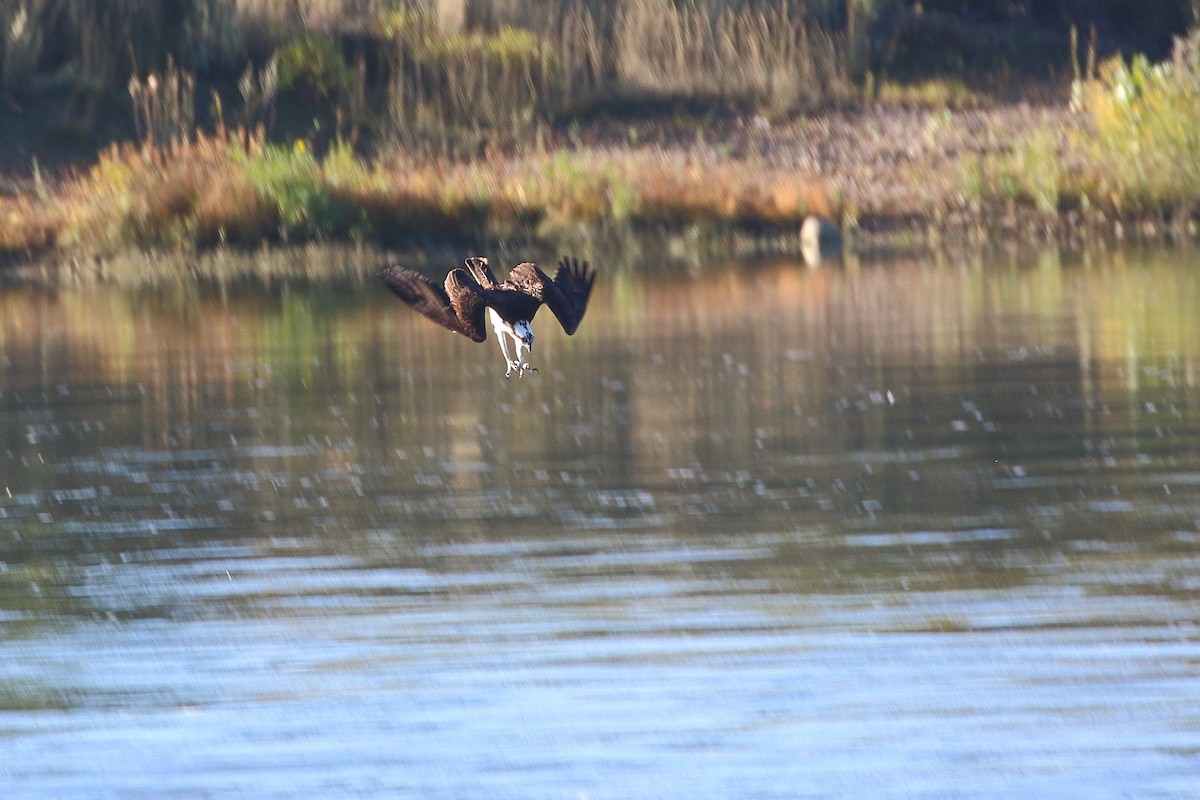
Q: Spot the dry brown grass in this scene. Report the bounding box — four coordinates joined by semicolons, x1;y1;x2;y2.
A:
616;155;837;228
0;196;56;253
193;168;271;247
0;121;841;260
386;23;558;150
129;58;196;146
381;0;851;151
610;0;847;112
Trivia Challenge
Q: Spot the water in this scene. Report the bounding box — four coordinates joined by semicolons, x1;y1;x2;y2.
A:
2;249;1199;798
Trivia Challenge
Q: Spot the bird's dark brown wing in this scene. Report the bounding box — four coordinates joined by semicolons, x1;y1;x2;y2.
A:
464;256;499;290
464;257;543;322
444;269;489;341
481;285;543;324
508;256;596;335
380;265;488;342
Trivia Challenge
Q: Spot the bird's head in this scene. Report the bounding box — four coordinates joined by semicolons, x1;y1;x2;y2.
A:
515;320;534;350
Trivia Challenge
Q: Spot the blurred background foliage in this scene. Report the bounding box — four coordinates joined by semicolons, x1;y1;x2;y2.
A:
2;1;1199;258
1;0;1196;153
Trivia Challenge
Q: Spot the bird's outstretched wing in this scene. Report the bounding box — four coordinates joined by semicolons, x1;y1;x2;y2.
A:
380;265;488;342
508;256;596;335
464;256;499;290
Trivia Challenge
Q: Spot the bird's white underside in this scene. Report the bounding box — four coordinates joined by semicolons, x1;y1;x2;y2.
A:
488;308;536;378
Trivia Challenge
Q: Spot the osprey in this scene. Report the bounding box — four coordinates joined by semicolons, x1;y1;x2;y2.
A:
380;256;596;378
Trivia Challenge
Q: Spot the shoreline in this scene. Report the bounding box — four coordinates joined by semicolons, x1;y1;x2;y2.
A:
1;101;1196;278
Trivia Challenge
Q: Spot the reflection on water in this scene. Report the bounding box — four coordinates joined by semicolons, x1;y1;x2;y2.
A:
2;249;1200;798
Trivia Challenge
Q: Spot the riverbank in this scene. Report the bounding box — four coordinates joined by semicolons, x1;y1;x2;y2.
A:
0;94;1195;275
4;1;1200;276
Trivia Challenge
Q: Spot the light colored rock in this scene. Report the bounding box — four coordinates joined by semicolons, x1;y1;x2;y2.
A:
800;216;842;266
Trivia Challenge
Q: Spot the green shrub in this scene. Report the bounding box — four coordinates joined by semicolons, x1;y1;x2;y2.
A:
376;7;437;46
1075;29;1200;212
276;33;353;103
968;27;1200;220
239;140;336;240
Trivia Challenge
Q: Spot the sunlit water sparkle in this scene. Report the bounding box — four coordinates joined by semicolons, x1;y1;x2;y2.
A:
3;249;1200;798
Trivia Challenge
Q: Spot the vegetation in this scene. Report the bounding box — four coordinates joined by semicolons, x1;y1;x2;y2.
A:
0;125;837;256
276;33;357;104
968;27;1200;234
2;1;1200;261
2;2;1192;103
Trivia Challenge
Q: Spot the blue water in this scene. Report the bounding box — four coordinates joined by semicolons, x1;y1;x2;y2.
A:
3;249;1200;798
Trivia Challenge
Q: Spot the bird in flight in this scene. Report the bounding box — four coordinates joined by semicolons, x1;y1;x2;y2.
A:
380;256;596;378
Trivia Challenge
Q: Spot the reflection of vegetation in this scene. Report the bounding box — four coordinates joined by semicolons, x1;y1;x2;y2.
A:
4;248;1200;424
263;291;373;392
0;681;79;712
4;248;1200;629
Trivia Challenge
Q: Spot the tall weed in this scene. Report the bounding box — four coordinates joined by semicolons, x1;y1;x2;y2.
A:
612;0;846;111
1;0;48;96
388;19;558;150
1076;30;1200;212
129;58;196;145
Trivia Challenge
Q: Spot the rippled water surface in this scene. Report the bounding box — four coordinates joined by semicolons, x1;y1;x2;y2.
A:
3;249;1200;798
